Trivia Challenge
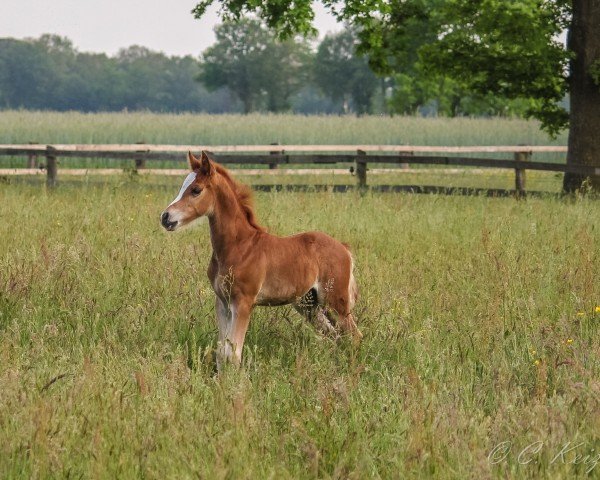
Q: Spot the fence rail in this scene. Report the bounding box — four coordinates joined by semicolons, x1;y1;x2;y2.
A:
1;144;597;194
0;144;569;153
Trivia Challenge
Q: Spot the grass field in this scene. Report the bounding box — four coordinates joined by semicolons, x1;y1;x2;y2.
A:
0;111;569;146
0;111;568;170
234;170;566;193
1;173;598;478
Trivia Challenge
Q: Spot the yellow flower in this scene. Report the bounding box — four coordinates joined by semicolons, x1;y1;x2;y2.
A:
534;360;540;366
595;306;600;313
566;338;573;344
530;349;536;355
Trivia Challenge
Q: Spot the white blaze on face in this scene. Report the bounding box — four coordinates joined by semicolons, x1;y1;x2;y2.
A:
169;172;197;207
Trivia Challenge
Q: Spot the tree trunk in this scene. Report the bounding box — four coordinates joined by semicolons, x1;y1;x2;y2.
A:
342;96;349;114
563;0;600;192
242;97;253;114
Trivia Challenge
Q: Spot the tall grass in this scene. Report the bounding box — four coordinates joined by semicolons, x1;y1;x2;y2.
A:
0;111;569;169
0;110;569;145
0;175;598;478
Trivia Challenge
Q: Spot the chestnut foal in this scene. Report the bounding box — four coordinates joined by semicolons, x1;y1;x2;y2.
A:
161;151;361;368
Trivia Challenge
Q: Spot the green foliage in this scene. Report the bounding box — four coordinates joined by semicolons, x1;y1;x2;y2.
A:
192;0;318;38
388;66;532;118
1;176;599;477
0;35;236;113
195;0;573;133
0;38;58;109
0;24;560;119
344;0;570;131
590;60;600;87
199;19;312;113
313;28;378;114
421;0;571;134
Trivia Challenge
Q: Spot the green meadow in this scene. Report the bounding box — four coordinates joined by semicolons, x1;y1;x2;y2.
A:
0;172;598;478
0;111;568;170
0;111;568;146
0;111;569;193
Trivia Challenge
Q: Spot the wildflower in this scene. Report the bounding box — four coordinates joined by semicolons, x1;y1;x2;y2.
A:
534;360;540;366
566;338;573;344
595;306;600;313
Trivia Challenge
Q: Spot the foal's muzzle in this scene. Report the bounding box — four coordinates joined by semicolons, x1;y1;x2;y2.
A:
161;211;178;231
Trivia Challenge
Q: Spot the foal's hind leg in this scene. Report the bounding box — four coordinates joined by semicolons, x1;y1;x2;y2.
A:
294;290;337;337
321;308;362;340
294;305;338;337
322;277;362;341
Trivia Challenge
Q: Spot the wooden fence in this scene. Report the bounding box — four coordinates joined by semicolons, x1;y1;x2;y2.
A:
1;144;598;194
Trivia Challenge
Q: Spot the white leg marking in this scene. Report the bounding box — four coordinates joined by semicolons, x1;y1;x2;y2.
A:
216;297;233;370
228;305;247;364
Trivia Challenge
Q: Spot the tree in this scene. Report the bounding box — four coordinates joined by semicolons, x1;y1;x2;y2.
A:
313;28;378;114
198;19;311;113
261;36;313;112
193;0;600;191
0;38;58;109
0;35;242;113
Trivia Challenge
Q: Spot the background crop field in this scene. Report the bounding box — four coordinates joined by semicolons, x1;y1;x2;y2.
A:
0;111;568;169
0;111;569;192
1;175;598;479
0;111;569;146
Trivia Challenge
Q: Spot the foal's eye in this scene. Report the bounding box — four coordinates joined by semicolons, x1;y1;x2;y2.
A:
191;186;202;196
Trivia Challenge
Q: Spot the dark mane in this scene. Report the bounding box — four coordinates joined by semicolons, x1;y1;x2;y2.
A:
214;163;265;232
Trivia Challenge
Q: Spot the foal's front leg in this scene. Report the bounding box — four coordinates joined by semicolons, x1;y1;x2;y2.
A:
215;296;253;369
215;296;231;371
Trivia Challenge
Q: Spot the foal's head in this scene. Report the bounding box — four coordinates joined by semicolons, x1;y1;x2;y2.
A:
160;151;216;231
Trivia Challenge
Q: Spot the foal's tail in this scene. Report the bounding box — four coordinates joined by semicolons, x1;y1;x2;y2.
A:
346;256;362;341
347;250;359;310
340;242;358;307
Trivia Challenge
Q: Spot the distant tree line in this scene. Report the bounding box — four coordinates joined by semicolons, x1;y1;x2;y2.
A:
0;35;235;113
0;23;531;117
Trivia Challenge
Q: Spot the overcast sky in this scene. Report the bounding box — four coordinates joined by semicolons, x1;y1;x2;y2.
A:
1;0;342;57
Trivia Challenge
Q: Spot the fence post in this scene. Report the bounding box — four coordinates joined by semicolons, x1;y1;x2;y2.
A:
356;149;367;189
514;145;529;197
134;141;146;171
269;142;281;169
46;145;57;188
27;141;39;168
401;150;412;170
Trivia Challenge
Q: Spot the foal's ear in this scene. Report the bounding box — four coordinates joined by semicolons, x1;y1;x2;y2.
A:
199;150;214;177
187;151;202;171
